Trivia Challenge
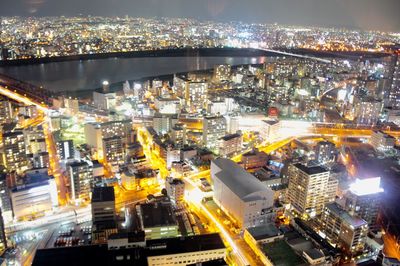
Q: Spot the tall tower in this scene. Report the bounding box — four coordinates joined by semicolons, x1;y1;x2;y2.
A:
287;163;337;218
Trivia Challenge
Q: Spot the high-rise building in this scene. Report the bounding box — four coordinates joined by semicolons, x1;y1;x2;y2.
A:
0;173;12;224
165;177;185;205
262;120;281;143
353;96;383;125
213;64;231;82
388;54;400;108
369;130;396;151
320;202;368;255
211;158;274;229
0;100;13;125
0;208;6;251
2;130;29;173
56;140;75;160
102;136;125;169
287;163;337;218
67;160;93;202
219;133;242;157
343;177;383;227
228;116;240;134
203;116;226;152
185;81;208;113
84;120;133;153
315;141;337;165
170;123;186;148
91;186;116;230
153;113;175;135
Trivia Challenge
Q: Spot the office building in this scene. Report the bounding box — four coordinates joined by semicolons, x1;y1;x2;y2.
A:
262;120;281;143
0;173;12;224
33;233;226;266
136;201;179;240
165;177;185;205
102;136;125;169
211;158;274;229
56;140;74;160
0;100;13;125
85;120;133;152
67;160;93;202
287;163;337;218
203;116;226;152
388;54;400;108
166;148;180;169
0;209;6;252
93;89;117;110
219;133;242;157
170;123;186;148
154;96;181;114
369;130;396;151
2;130;29;173
186;81;208;113
315;141;337;164
146;234;226;266
91;186;116;230
153;113;176;135
228;116;240;134
354;96;382;125
241;149;269;170
213;64;231;82
10;169;58;220
320;202;368;254
343;177;383;227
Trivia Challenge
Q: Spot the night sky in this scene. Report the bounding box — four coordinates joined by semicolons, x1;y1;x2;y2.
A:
0;0;399;32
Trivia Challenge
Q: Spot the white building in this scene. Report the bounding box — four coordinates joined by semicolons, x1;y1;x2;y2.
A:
165;177;185;205
262;120;281;143
146;234;226;266
219;133;242;157
211;158;274;229
154;97;181;114
369;130;396;151
11;169;58;220
203;116;226;152
93;91;117;111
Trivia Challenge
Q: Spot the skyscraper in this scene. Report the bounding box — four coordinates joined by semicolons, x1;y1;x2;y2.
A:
202;116;226;152
67;160;93;202
2;130;29;173
287;163;337;218
315;141;337;165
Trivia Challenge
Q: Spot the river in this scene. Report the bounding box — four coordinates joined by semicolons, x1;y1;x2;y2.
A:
0;56;267;94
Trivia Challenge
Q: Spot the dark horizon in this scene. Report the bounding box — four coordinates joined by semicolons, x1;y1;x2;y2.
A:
0;0;399;32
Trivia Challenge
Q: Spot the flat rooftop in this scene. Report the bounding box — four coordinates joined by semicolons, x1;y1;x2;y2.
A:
92;186;115;202
293;163;328;175
139;202;177;228
246;223;282;240
262;240;305;266
146;233;225;256
325;203;367;228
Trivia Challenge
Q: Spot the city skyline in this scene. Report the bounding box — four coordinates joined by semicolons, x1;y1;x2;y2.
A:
0;0;399;32
0;4;399;266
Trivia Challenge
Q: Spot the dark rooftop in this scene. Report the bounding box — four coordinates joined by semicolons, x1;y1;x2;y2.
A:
92;186;115;203
293;163;328;175
139;202;177;228
146;233;225;256
221;133;241;141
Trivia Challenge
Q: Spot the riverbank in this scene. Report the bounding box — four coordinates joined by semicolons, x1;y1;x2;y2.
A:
0;47;276;67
